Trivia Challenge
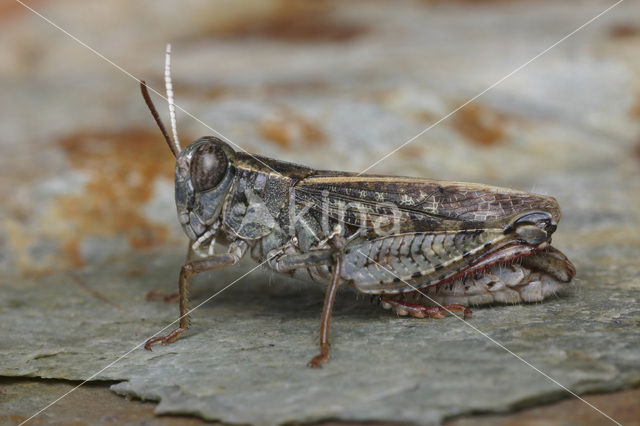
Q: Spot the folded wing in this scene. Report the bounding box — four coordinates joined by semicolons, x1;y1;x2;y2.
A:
294;174;559;235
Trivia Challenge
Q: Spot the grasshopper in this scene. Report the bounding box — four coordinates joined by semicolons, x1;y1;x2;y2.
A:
139;55;575;367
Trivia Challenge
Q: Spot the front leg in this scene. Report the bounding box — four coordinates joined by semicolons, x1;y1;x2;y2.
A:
145;243;196;303
144;241;246;349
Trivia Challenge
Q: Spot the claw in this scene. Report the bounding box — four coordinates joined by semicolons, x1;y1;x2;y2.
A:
308;345;330;368
144;327;186;350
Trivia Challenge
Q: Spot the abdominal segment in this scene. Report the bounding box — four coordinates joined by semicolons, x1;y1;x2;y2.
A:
381;247;575;312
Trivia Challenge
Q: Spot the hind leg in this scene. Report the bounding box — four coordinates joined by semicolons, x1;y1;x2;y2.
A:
380;296;472;319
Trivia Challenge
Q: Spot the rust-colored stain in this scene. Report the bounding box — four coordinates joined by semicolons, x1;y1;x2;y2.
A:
177;80;330;102
609;23;640;39
0;0;47;24
398;145;425;159
631;96;640;163
126;266;146;277
452;103;507;147
424;0;515;3
631;94;640;118
260;80;330;96
174;84;228;101
54;129;175;266
445;388;640;426
414;111;440;124
205;1;366;43
261;111;326;148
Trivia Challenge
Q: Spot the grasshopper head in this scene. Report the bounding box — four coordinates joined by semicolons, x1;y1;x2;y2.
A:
138;82;236;242
175;137;236;241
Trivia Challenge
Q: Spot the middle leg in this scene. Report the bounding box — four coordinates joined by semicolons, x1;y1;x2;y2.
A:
308;254;343;369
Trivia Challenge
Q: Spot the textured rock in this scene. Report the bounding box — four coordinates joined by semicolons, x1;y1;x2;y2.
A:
1;239;639;425
1;0;640;425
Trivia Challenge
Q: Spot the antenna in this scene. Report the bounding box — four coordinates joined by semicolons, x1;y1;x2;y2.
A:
140;81;179;158
165;43;181;152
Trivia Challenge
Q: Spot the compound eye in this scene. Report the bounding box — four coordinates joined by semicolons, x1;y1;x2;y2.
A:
190;143;228;192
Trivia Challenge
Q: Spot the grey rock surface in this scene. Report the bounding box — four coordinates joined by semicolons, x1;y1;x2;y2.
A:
1;237;639;425
1;0;640;425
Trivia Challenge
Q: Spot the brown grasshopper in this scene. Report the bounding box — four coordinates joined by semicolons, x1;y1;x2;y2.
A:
139;59;575;368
